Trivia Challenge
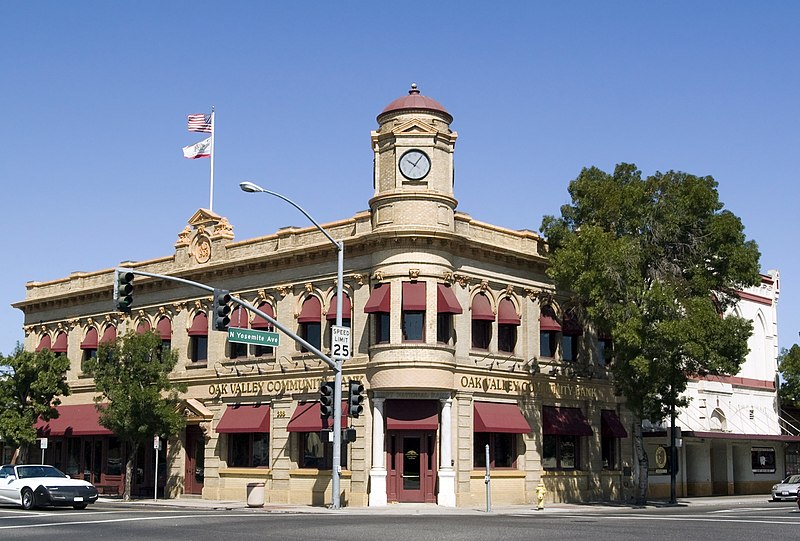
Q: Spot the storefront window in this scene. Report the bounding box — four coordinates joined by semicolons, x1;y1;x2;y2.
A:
542;435;578;470
228;433;269;468
473;433;516;469
299;432;347;470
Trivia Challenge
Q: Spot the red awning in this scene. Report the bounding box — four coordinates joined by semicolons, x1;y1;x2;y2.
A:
251;303;275;329
298;296;321;323
437;284;462;314
497;298;520;325
386;400;439;430
601;410;628;438
35;404;114;437
542;406;593;436
52;332;68;353
364;283;391;313
229;306;249;328
286;401;348;432
99;325;117;344
402;282;426;311
156;317;172;340
188;312;208;336
216;404;270;434
539;310;562;332
471;293;494;321
326;294;352;321
136;320;151;334
474;402;530;433
81;327;98;349
36;334;51;352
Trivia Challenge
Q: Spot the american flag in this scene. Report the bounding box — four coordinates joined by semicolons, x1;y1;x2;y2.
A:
187;113;213;133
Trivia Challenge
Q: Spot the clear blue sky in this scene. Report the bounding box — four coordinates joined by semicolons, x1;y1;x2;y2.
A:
2;1;797;356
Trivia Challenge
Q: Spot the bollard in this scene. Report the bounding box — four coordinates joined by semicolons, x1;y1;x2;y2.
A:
536;479;546;510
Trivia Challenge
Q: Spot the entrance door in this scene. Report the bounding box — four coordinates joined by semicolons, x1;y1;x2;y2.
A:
185;426;205;495
387;431;436;503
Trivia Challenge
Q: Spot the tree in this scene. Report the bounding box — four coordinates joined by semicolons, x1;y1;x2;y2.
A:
778;344;800;408
84;330;186;500
0;345;70;464
540;163;761;504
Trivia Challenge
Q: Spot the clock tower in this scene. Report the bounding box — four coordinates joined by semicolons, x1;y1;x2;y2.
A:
370;84;458;231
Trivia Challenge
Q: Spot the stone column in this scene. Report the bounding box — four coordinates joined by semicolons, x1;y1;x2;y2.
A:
438;396;456;506
368;397;387;506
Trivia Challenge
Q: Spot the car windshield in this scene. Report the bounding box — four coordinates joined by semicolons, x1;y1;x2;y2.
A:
17;466;67;479
785;475;800;484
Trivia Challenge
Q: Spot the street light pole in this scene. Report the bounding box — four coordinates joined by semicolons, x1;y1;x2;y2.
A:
240;181;345;510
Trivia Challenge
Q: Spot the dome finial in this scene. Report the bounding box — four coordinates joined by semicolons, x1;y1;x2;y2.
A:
409;83;420;95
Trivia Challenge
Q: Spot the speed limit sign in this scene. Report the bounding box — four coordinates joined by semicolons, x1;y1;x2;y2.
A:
331;325;351;359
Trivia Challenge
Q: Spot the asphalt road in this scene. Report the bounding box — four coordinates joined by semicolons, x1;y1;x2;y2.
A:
1;500;799;541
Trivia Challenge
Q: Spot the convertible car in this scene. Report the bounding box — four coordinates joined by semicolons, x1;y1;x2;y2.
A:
0;464;98;510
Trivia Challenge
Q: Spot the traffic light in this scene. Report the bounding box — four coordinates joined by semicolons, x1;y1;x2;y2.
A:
115;270;134;313
319;381;334;424
213;289;231;331
348;380;364;418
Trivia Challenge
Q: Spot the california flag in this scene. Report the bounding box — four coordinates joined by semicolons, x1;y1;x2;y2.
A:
182;137;211;159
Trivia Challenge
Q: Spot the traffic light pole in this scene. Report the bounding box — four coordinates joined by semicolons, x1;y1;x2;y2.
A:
240;181;346;510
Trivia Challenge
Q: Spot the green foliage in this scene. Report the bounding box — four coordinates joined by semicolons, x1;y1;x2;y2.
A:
0;344;70;451
84;330;187;447
779;345;800;407
541;163;761;421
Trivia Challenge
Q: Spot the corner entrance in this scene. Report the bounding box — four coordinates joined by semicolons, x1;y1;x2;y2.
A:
387;431;436;502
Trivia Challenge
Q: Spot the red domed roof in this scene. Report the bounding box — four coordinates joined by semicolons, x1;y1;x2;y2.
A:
379;83;452;122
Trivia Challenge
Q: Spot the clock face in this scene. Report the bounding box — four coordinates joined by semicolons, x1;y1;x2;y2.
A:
399;149;431;180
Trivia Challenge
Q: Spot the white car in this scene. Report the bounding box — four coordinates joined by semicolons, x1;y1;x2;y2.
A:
0;464;98;510
771;474;800;501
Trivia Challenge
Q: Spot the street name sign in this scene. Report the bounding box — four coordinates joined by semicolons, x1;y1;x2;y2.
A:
227;327;280;347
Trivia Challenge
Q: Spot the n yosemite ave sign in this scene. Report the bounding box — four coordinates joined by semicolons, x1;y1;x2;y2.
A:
227;327;280;347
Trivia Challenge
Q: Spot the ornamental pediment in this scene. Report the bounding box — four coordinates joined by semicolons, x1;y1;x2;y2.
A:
392;118;439;136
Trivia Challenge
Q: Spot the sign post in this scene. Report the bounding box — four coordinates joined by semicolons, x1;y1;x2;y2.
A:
153;435;160;501
39;437;48;465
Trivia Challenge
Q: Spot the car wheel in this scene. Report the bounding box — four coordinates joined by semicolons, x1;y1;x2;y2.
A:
21;488;35;510
73;504;87;510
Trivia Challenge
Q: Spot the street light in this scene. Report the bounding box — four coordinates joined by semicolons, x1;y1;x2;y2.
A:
239;180;345;510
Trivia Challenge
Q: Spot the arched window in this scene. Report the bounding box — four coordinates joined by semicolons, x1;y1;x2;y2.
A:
497;298;520;353
252;303;275;357
471;293;494;350
228;306;249;359
80;327;99;369
188;312;208;362
52;331;68;357
298;296;321;352
36;334;52;352
156;316;172;351
539;306;560;358
364;283;391;344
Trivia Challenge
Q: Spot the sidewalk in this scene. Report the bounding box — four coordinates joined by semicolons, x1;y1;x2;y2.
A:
99;493;775;515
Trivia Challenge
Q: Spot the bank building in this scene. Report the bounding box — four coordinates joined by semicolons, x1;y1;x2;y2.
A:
10;86;794;506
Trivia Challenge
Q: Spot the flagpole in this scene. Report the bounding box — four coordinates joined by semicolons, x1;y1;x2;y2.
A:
209;106;215;211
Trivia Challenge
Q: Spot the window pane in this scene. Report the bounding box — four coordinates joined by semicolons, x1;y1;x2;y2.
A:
561;335;574;361
253;433;269;467
498;324;516;352
540;332;555;358
229;433;249;467
376;313;390;344
602;436;616;470
473;433;489;468
472;320;491;349
302;432;325;468
402;311;424;341
301;322;321;352
493;433;514;468
192;336;208;362
542;435;557;469
437;313;451;344
560;436;577;469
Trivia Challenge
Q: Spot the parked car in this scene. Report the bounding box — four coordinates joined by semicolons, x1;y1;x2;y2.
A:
771;474;800;501
0;464;98;510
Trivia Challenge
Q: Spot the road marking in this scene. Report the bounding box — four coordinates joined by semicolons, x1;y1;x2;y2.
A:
575;514;800;525
708;507;791;513
0;513;256;530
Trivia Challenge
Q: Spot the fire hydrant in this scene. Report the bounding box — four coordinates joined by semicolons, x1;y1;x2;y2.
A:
535;480;546;510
